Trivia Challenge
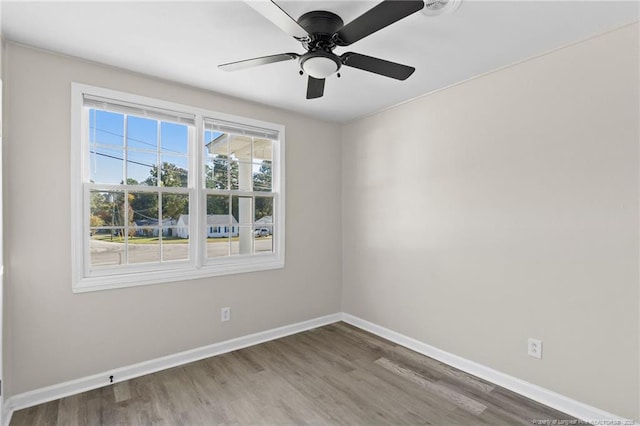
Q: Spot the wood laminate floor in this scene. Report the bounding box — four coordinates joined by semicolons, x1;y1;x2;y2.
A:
10;322;575;425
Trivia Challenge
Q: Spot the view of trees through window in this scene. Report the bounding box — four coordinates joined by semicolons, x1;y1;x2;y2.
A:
88;109;274;268
203;129;274;259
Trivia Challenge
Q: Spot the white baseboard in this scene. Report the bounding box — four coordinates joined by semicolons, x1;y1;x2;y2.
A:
3;312;635;426
3;313;342;424
341;313;637;425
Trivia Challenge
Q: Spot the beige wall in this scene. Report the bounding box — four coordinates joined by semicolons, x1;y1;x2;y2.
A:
342;23;639;419
3;43;342;396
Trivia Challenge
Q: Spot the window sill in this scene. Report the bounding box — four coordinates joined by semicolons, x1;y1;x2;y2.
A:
72;255;285;293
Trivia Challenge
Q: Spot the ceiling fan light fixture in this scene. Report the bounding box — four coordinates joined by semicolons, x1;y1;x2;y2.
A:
300;52;341;79
220;1;424;99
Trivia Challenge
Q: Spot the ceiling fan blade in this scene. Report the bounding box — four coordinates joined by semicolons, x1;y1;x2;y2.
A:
219;53;299;71
245;0;310;40
341;52;415;80
333;0;424;46
306;76;325;99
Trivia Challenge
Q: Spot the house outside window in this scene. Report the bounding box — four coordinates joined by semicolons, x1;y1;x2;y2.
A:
71;83;285;292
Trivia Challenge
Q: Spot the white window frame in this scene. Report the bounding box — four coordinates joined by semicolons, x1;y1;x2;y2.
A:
71;83;285;293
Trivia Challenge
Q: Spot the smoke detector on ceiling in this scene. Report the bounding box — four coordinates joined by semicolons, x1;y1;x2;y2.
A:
422;0;462;16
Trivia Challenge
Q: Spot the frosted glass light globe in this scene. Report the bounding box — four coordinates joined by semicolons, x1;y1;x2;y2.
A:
303;56;338;79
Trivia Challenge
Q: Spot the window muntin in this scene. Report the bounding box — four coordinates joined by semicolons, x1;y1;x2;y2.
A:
72;84;285;292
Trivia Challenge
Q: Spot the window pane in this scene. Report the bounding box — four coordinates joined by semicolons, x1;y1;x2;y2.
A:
90;147;124;184
163;228;189;262
161;193;188;224
206;159;229;189
237;161;254;191
205;131;227;156
254;228;273;254
232;226;253;256
90;228;125;267
206;195;231;259
254;197;273;224
229;161;241;190
128;229;161;264
161;122;188;154
205;133;230;190
253;139;272;162
207;195;229;216
252;161;272;192
232;196;252;225
207;233;230;258
90;109;123;147
130;192;159;225
229;135;252;161
160;156;189;188
127;150;157;185
90;191;125;227
127;116;158;150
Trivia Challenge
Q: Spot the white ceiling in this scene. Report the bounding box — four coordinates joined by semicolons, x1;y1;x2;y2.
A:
1;1;638;122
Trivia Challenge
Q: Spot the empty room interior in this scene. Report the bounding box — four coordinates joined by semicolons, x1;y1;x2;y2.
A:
0;0;639;424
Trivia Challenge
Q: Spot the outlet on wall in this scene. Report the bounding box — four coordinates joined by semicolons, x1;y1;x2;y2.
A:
528;338;542;359
221;307;231;322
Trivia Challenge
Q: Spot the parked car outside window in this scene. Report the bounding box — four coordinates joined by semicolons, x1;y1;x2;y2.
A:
254;228;270;237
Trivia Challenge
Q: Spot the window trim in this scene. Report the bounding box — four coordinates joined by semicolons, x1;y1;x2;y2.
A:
71;83;285;293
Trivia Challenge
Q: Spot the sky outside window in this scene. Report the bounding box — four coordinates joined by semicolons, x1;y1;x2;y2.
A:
89;109;189;185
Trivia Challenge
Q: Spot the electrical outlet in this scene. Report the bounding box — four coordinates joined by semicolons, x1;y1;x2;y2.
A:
221;307;231;322
528;338;542;359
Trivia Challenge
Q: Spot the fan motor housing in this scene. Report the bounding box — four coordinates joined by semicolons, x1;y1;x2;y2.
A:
297;11;344;36
297;10;344;78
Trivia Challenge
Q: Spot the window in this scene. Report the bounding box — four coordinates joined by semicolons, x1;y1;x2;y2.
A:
203;119;277;258
71;84;285;292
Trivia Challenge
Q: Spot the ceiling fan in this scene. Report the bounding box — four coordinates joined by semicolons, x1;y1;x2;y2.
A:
219;0;425;99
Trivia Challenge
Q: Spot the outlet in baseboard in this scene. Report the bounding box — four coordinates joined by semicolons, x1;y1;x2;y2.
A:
221;307;231;322
528;338;542;359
